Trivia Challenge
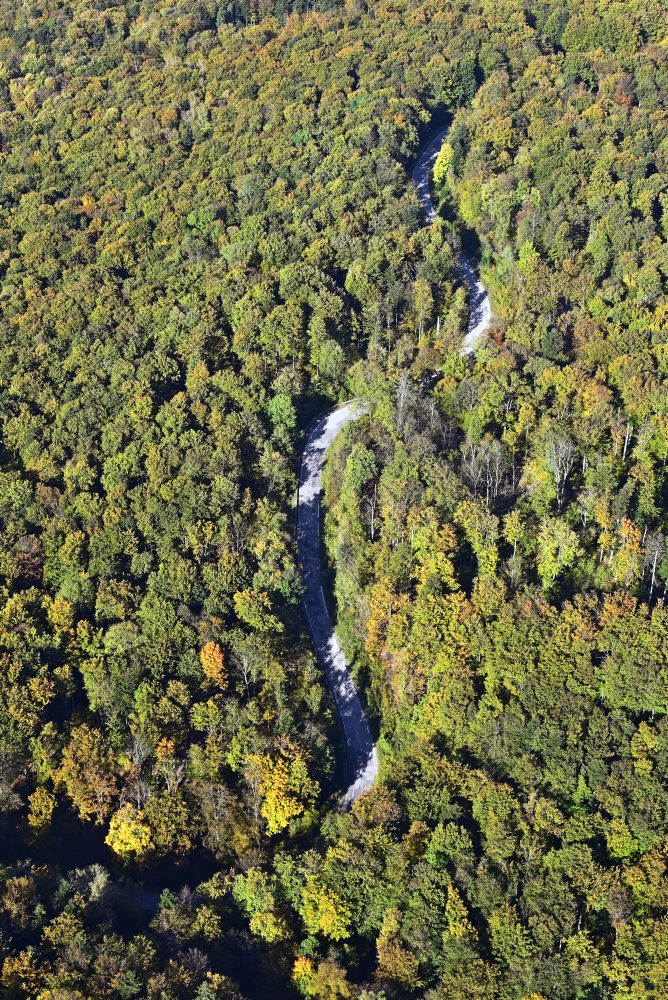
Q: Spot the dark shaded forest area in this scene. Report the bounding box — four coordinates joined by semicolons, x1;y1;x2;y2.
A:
1;0;668;997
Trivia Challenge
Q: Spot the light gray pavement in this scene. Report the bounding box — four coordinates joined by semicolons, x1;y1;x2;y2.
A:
297;128;491;806
297;402;378;806
411;126;491;353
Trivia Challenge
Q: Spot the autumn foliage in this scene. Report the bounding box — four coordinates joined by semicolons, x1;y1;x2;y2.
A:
0;0;668;996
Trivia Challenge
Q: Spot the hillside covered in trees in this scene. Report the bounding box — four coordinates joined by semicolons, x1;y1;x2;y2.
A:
1;0;668;997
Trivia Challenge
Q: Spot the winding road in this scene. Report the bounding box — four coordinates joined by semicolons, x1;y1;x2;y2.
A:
297;126;491;804
297;403;378;806
411;126;491;354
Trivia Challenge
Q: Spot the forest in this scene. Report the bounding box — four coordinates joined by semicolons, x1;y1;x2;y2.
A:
0;0;668;997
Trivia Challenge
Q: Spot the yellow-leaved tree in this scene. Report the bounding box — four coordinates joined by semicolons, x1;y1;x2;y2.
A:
105;803;153;861
300;876;351;941
433;140;454;185
199;641;228;689
245;739;319;834
27;788;56;834
376;907;420;987
57;724;117;824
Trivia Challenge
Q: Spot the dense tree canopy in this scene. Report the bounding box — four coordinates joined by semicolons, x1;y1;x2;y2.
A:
1;0;667;997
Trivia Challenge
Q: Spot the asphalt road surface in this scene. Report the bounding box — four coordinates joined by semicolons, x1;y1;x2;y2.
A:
297;402;378;806
411;126;492;353
297;127;491;806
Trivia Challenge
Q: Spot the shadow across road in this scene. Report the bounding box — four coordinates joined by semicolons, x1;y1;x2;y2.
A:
296;403;378;806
